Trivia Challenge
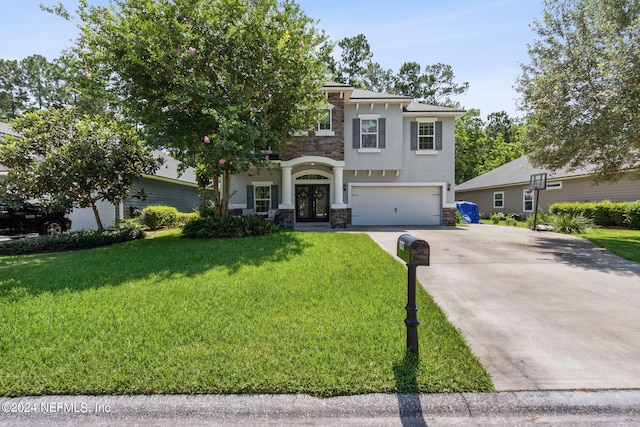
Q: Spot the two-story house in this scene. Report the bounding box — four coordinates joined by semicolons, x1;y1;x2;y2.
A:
229;82;464;228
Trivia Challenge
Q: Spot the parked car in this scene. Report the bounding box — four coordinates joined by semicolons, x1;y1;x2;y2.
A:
0;199;71;236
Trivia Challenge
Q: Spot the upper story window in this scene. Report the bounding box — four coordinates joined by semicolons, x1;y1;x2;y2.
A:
411;119;442;153
418;122;435;150
361;119;378;148
315;104;335;136
352;115;386;152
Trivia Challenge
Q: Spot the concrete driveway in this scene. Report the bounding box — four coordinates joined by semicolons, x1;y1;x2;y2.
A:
364;224;640;391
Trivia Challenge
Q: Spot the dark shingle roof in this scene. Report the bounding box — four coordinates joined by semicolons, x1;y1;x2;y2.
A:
456;154;596;191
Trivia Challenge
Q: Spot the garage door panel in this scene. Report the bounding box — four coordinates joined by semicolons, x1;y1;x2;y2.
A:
351;186;441;226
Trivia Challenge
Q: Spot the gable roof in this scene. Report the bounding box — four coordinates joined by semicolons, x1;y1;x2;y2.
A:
456;154;597;191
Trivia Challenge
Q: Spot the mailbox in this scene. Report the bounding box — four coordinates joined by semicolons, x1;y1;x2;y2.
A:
396;234;430;354
397;234;430;266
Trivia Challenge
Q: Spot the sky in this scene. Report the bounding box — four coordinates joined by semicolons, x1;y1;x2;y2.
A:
0;0;544;119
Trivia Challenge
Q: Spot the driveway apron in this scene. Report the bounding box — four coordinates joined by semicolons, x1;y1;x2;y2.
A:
364;224;640;391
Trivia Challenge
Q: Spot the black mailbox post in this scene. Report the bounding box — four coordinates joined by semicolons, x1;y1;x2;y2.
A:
397;234;430;354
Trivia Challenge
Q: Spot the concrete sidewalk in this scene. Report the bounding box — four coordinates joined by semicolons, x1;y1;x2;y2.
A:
1;390;639;426
365;224;640;391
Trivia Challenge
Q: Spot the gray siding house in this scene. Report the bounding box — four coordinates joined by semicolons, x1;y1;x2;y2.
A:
230;82;464;227
455;154;639;217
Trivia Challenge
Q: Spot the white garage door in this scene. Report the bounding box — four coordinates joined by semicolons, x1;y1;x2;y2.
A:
351;186;441;226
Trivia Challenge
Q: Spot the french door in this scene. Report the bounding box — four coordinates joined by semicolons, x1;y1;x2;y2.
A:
295;184;330;222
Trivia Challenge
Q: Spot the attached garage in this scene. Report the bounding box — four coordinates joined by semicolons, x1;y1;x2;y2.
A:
350;185;442;225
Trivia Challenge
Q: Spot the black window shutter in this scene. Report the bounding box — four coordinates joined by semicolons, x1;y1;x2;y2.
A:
435;121;443;150
247;185;254;209
410;121;418;151
378;118;386;148
352;118;360;149
270;185;279;209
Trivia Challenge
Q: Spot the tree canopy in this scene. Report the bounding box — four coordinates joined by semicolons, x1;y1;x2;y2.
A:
70;0;327;216
327;34;469;107
0;107;162;229
517;0;640;182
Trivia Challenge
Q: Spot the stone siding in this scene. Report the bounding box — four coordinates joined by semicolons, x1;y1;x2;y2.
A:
280;92;344;161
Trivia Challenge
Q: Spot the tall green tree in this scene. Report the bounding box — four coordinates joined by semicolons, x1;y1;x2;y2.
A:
393;62;469;106
72;0;326;216
517;0;640;182
0;107;162;229
335;34;373;87
0;59;27;120
455;109;487;184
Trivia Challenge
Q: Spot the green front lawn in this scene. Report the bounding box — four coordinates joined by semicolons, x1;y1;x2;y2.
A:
578;228;640;263
0;230;493;397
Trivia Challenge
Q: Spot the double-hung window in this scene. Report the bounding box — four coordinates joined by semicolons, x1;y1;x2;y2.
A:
361;118;378;148
493;192;504;209
418;122;435;150
353;115;385;151
254;185;271;214
410;119;442;152
523;188;534;212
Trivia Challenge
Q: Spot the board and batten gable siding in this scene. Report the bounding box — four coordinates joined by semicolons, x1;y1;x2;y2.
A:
124;177;200;218
456;173;640;216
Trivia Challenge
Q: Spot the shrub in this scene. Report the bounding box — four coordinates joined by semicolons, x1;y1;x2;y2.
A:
177;212;200;227
504;214;519;226
490;213;504;224
0;225;145;256
182;215;280;239
625;200;640;230
549;213;595;234
141;206;179;230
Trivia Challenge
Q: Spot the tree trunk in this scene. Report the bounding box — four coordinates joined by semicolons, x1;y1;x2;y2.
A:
211;174;222;218
222;170;231;217
91;200;104;230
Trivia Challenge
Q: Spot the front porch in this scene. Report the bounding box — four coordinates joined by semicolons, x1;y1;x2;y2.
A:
277;156;348;229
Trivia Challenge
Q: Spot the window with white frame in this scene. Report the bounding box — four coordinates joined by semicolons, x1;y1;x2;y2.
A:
418;121;435;150
493;192;504;208
254;185;271;214
318;108;332;131
523;188;534;212
546;181;562;190
361;118;378;148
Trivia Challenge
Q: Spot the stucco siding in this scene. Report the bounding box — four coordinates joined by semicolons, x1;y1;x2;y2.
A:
344;105;404;170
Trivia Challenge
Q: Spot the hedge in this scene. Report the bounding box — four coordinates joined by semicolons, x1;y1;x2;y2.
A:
0;225;146;256
549;200;631;227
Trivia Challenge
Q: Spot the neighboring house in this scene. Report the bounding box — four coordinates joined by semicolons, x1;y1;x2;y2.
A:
455;154;639;217
0;121;200;230
67;151;201;231
230;82;464;227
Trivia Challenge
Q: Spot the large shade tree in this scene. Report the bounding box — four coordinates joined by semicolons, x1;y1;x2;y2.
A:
70;0;327;216
517;0;640;182
0;107;162;229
